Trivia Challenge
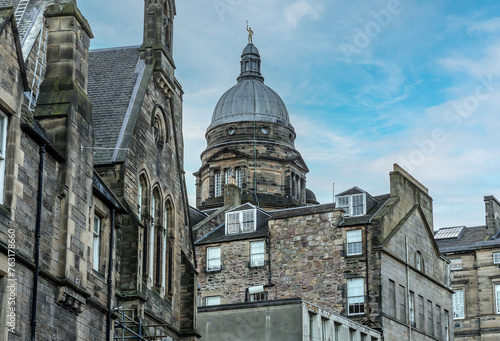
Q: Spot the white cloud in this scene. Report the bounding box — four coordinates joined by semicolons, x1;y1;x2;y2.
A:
467;17;500;34
283;1;322;27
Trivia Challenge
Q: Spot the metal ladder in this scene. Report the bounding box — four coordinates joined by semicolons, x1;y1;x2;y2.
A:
114;308;172;341
14;0;30;25
28;23;48;111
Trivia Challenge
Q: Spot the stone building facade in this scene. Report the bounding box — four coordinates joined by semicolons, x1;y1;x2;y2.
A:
0;1;198;340
192;39;453;340
435;196;500;340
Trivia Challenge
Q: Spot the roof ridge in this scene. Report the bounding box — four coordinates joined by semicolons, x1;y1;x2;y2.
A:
90;45;141;52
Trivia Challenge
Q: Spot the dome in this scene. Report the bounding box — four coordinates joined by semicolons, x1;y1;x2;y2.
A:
208;43;292;131
306;188;319;205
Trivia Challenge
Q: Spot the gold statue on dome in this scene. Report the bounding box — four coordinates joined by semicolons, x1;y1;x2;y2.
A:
246;20;254;43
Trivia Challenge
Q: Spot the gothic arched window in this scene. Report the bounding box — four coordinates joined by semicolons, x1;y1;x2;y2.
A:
152;106;167;150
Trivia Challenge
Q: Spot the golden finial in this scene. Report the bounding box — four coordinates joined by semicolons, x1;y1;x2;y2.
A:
246;20;254;44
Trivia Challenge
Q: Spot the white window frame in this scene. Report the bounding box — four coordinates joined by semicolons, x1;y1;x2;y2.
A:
450;258;462;271
346;229;362;256
214;171;221;197
249;292;266;302
409;291;415;327
336;193;366;217
235;168;243;188
206;246;221;271
452;289;465;319
250;241;265;267
347;278;365;316
93;216;101;272
493;252;500;264
0;112;7;204
205;296;221;306
495;284;500;314
225;209;256;234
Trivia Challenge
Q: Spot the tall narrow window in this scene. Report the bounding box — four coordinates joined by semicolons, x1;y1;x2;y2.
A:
346;229;362;255
250;241;265;267
347;278;364;315
418;295;425;331
334;323;340;341
235;168;243;188
495;284;500;314
214;171;221;197
415;252;422;271
409;291;415;327
399;285;406;323
337;196;350;216
352;194;364;216
93;216;101;272
427;300;434;336
152;188;161;287
164;200;174;295
389;279;396;317
206;246;221;271
162;204;168;292
0;112;7;204
444;310;450;341
242;210;254;232
138;174;149;279
452;289;464;319
321;318;328;341
309;313;316;341
436;305;442;339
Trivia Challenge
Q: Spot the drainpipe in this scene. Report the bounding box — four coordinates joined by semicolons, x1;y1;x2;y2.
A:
405;237;412;341
266;234;273;286
106;208;116;341
364;223;370;321
31;145;45;341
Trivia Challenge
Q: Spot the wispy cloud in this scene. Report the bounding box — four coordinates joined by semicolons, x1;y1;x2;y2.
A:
283;1;322;27
467;17;500;34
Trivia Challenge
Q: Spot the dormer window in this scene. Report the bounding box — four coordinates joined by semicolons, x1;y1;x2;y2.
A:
226;209;256;234
337;193;366;216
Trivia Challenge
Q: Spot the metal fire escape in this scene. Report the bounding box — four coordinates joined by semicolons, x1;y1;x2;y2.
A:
28;22;48;111
114;308;172;341
13;0;30;25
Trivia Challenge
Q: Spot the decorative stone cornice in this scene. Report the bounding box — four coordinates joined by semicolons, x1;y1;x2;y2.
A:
154;75;173;99
57;286;86;315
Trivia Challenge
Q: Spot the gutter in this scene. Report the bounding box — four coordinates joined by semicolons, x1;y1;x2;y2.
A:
106;209;116;341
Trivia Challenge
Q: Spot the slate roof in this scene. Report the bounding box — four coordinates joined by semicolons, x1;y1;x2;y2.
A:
88;46;142;164
342;194;391;226
435;225;500;253
194;221;268;245
189;206;208;227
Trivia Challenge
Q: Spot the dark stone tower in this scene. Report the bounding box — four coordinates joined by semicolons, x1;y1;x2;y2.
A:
194;42;309;210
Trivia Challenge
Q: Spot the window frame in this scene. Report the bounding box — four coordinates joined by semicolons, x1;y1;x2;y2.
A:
450;258;462;271
206;246;221;272
336;193;366;217
225;209;256;235
495;284;500;314
415;251;422;271
92;215;102;272
214;170;222;197
346;229;363;256
493;252;500;265
409;291;416;327
347;278;365;316
205;296;221;306
250;240;265;267
249;291;267;302
452;288;465;319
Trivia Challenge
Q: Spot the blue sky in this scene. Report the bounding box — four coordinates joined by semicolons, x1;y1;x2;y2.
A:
79;0;500;229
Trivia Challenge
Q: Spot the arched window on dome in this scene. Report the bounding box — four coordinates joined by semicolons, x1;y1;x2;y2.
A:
214;170;222;197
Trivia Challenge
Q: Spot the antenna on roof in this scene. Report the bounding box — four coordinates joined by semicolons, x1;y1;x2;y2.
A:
333;182;335;204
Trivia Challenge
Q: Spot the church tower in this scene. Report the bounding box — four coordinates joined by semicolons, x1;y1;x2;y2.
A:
194;39;310;210
141;0;176;77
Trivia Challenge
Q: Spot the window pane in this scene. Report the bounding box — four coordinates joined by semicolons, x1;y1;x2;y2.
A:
494;252;500;264
207;247;221;271
250;241;265;267
93;217;101;271
352;194;364;216
206;296;220;306
348;278;364;315
496;285;500;314
347;230;362;255
450;258;462;270
227;212;240;234
452;289;464;319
